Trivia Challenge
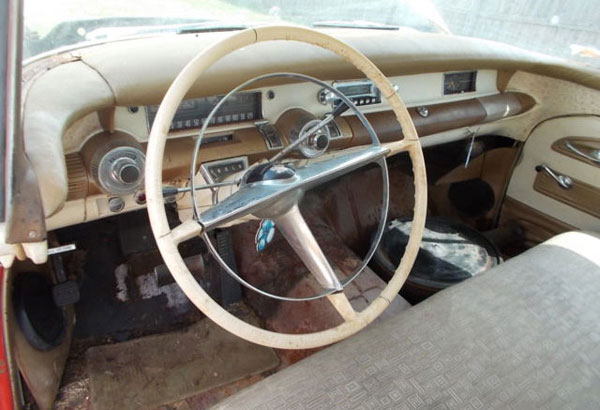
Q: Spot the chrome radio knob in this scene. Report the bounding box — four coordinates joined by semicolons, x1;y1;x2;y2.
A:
310;133;329;150
82;131;146;197
89;145;145;196
111;157;141;185
318;89;337;105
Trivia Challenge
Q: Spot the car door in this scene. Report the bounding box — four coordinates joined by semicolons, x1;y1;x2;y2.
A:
503;116;600;246
2;1;73;409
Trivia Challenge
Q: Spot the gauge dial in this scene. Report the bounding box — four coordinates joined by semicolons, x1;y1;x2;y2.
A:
443;71;477;95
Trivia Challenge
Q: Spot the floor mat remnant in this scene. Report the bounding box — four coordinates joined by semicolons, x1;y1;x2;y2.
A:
86;317;279;410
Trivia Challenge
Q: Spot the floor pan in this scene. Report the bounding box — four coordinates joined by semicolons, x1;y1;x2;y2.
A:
84;310;279;410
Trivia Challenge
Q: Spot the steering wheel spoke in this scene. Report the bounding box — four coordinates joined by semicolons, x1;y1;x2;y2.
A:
384;138;416;157
274;204;343;291
166;219;203;245
199;145;389;231
327;293;357;322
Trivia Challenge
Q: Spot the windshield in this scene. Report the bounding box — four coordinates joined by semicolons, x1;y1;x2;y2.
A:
23;0;600;69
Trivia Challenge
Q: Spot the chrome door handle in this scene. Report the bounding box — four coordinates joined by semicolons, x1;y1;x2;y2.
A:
535;164;574;189
565;142;600;164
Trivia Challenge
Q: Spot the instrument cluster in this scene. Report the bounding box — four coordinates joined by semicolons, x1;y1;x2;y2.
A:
146;91;262;132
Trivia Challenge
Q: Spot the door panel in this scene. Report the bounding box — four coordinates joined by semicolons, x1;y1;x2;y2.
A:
506;116;600;231
533;170;600;219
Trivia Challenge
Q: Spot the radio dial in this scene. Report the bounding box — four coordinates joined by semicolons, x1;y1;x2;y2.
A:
317;80;381;107
318;90;337;105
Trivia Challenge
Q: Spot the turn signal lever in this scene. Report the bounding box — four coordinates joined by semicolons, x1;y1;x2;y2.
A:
134;180;240;204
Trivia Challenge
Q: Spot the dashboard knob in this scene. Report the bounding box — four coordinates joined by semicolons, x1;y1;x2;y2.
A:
112;158;141;185
82;131;146;196
91;146;145;196
120;164;140;184
318;89;337;105
108;197;125;213
313;134;329;150
277;109;331;159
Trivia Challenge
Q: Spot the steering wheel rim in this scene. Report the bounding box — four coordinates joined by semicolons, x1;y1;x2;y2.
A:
145;26;427;349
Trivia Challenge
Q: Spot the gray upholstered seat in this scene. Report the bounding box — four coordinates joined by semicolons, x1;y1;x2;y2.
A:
216;231;600;409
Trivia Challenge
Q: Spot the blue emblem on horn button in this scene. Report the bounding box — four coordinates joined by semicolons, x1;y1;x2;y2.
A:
255;219;276;252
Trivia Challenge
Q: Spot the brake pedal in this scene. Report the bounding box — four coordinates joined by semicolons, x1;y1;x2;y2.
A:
215;230;242;308
52;280;80;307
50;244;80;306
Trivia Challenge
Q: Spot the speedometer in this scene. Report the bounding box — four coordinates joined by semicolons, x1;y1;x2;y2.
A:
146;91;262;132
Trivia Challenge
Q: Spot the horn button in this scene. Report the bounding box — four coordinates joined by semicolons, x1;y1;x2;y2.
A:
243;163;297;185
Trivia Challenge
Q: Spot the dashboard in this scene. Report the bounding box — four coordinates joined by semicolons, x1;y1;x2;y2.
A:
21;28;599;231
49;68;534;230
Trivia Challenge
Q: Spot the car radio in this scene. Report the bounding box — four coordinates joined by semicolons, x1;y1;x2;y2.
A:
318;80;381;107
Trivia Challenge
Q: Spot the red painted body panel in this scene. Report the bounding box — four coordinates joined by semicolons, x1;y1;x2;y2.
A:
0;267;14;410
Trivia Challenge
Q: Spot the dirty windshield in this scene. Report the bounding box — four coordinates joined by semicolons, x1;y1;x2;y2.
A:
23;0;600;69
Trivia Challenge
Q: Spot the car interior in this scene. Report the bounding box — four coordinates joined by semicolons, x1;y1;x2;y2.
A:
2;2;600;409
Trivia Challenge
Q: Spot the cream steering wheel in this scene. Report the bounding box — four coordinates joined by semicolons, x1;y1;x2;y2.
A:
145;26;427;349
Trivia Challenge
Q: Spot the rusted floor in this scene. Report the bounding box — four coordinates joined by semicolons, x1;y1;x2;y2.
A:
53;167;417;409
86;305;278;410
55;255;406;409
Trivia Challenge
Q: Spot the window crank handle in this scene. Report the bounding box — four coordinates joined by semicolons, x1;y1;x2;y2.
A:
535;164;573;189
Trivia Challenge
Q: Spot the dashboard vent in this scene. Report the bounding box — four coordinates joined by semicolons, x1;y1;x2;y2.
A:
66;153;88;200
